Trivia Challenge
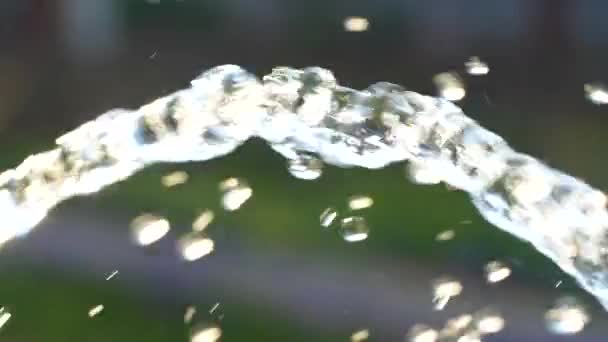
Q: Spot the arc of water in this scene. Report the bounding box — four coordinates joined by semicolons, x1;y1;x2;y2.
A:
2;65;608;309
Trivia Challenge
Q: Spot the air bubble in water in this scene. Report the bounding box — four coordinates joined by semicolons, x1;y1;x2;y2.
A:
545;297;590;335
348;195;374;211
350;329;369;341
436;230;455;242
192;209;214;232
432;277;462;311
0;308;11;330
287;154;323;180
178;234;215;262
465;57;489;76
191;323;222;342
339;216;370;242
407;324;438;342
88;304;104;318
484;261;511;283
433;72;465;102
161;170;189;187
130;214;170;246
584;83;608;105
219;178;252;211
320;207;338;228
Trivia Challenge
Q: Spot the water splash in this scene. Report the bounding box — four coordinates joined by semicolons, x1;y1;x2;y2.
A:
2;64;608;310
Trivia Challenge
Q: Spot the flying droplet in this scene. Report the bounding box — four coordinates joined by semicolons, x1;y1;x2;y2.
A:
287;154;323;180
433;72;466;102
184;306;197;324
209;302;220;315
130;213;170;246
0;308;11;330
105;270;119;281
192;209;214;232
219;178;252;211
351;329;370;341
407;324;438;342
484;261;511;283
191;323;222;342
320;207;338;228
585;83;608;105
474;310;505;335
339;216;370;242
435;230;455;242
161;170;189;187
343;17;369;32
545;297;590;335
88;304;104;318
348;195;374;211
432;277;463;311
465;56;489;76
178;234;215;262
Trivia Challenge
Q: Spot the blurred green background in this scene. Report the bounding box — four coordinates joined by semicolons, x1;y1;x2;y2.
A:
1;0;608;341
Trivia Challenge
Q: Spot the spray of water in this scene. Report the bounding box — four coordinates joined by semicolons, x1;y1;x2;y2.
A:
1;65;608;310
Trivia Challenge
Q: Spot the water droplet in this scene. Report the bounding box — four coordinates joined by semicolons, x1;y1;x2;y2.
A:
348;195;374;211
445;314;473;331
191;323;222;342
351;329;369;341
432;277;462;311
465;57;489;76
161;170;189;187
545;297;590;335
88;304;104;318
0;308;11;330
339;216;370;242
455;332;482;342
105;270;119;281
320;207;338;228
130;214;170;246
219;178;252;211
192;209;214;232
407;324;438;342
178;234;215;262
436;230;455;241
343;17;369;32
287;154;323;180
209;302;220;315
474;310;505;335
585;83;608;105
184;306;197;324
433;72;465;102
484;261;511;283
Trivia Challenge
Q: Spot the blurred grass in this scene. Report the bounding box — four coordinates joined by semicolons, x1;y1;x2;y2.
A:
0;265;343;342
